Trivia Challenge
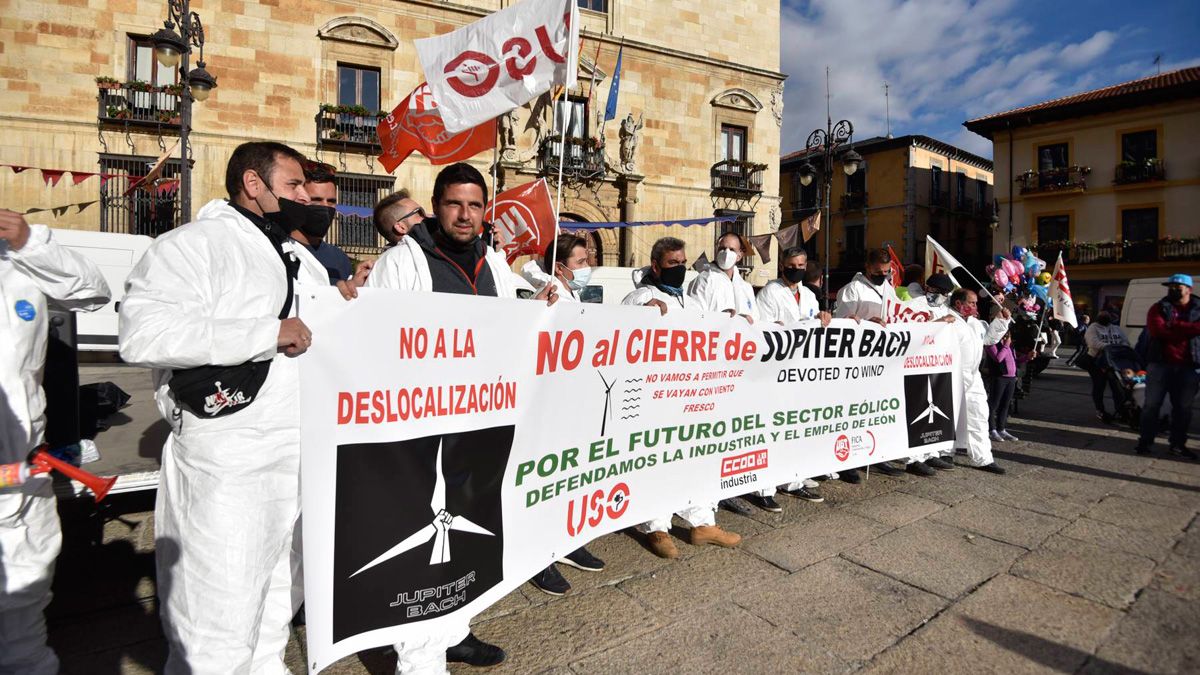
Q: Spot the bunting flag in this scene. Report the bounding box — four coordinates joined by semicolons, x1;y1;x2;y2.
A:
748;233;774;264
799;210;821;243
1050;252;1077;328
2;164;124;185
23;200;99;216
558;215;738;231
377;82;497;173
691;252;711;272
604;44;624;122
774;222;800;251
42;170;65;187
886;244;904;288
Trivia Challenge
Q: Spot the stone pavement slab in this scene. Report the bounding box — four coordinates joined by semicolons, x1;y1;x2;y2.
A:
739;509;892;573
1113;467;1200;510
734;557;947;664
1085;588;1200;675
1056;517;1179;563
1010;535;1156;609
570;601;847;675
842;520;1026;599
841;490;946;528
862;574;1121;675
1083;494;1195;536
615;547;786;615
928;497;1069;549
1150;552;1200;601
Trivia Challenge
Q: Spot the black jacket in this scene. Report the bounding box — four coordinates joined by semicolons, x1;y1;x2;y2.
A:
407;218;499;297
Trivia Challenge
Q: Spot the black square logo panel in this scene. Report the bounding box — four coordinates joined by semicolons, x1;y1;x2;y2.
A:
903;372;956;448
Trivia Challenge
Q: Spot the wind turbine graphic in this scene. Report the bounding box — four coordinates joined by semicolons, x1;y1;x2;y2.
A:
350;439;494;578
910;376;950;426
597;371;615;436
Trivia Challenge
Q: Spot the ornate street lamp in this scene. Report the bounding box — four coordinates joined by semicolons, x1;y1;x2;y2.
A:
152;0;217;222
799;118;859;293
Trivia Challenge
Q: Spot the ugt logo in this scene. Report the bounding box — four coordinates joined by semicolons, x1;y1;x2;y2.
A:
443;13;571;98
566;482;630;537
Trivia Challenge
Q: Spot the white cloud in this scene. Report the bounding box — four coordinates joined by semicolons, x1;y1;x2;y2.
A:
779;0;1133;159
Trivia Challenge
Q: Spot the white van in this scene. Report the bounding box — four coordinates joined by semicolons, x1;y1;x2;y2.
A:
1120;275;1199;345
577;266;701;304
51;229;154;351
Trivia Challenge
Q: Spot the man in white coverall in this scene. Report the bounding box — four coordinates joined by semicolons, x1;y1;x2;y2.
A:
1;209;110;674
947;288;1010;474
752;246;832;510
686;230;757;322
621;236;741;559
119;142;333;674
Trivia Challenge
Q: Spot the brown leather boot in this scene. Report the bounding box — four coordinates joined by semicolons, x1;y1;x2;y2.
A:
690;525;741;548
646;531;679;559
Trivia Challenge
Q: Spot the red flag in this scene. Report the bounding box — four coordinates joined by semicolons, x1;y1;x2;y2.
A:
377;82;496;173
886;244;904;288
486;179;556;263
41;170;65;187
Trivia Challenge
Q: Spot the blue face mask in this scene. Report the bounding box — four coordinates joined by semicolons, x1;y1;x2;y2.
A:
565;265;593;290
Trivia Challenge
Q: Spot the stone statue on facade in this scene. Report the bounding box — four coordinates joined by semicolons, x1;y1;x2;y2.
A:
619;112;643;172
498;108;518;161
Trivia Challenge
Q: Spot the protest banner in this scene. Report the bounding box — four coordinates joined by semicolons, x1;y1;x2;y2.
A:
298;289;962;671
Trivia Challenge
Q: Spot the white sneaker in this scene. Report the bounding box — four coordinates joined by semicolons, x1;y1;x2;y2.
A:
1000;430;1019;441
802;478;820;489
826;473;839;480
990;430;1004;442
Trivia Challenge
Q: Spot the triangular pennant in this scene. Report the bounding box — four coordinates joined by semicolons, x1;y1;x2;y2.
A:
692;252;711;272
24;207;47;214
748;233;773;264
800;210;821;242
70;172;94;185
51;205;71;217
10;165;29;174
774;223;800;251
75;200;98;214
42;169;65;187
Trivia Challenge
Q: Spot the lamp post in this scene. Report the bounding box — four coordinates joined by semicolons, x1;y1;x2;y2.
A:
151;0;217;223
797;119;861;296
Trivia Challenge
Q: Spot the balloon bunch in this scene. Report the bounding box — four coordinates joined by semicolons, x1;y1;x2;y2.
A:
984;245;1051;307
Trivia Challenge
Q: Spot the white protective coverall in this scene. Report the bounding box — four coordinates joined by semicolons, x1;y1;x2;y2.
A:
1;224;110;675
622;269;717;533
754;279;823;494
834;272;894;321
949;309;1011;467
119;199;327;675
520;260;577;303
686;265;757;319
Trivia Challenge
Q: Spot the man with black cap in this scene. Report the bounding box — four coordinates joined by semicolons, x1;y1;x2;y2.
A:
1135;274;1200;458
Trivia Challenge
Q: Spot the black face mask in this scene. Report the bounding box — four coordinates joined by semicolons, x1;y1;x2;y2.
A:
658;265;687;288
298;205;336;240
263;195;309;233
783;268;806;284
1166;289;1184;303
868;273;888;286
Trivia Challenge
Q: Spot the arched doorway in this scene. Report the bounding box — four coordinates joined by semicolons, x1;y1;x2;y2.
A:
560;212;603;267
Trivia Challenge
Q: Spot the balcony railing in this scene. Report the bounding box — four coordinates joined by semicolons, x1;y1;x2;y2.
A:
316;106;382;152
97;83;182;129
840;191;868;212
1016;166;1090;195
1033;238;1200;265
539;137;606;181
1114;159;1165;185
710;160;766;196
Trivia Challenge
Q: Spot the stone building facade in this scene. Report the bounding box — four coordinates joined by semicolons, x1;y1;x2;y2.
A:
0;0;784;275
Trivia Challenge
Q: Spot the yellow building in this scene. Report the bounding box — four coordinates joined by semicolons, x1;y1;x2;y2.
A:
779;134;994;286
0;0;784;276
964;67;1200;315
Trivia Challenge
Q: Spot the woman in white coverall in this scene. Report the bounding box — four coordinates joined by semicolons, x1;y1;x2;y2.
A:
753;246;832;510
119;143;330;674
686;231;758;322
621;236;741;559
1;209;110;675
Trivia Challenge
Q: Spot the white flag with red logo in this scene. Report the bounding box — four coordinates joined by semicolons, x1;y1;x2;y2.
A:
924;235;963;287
487;179;556;263
415;0;579;134
1050;251;1077;328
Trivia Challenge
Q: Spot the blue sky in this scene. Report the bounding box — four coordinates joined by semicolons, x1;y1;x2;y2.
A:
779;0;1200;158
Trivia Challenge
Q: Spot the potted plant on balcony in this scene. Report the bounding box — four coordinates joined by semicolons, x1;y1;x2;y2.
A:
106;105;131;121
163;83;184;97
346;105;371;117
96;76;120;90
125;79;154;93
328;130;347;140
156;110;181;124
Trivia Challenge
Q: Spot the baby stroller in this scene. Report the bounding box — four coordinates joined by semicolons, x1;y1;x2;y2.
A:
1097;344;1146;431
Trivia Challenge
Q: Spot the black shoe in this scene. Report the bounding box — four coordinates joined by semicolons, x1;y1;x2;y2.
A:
291;603;306;628
839;468;862;484
1169;446;1198;460
782;486;825;502
874;462;904;476
906;461;937;477
447;633;506;667
559;546;605;572
719;497;755;516
926;457;955;470
976;463;1007;475
746;494;783;512
1097;411;1114;424
530;565;570;596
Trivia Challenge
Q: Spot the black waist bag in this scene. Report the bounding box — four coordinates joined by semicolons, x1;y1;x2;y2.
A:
169;228;298;419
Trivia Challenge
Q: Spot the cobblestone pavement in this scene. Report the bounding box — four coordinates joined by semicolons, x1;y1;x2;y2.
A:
47;365;1200;674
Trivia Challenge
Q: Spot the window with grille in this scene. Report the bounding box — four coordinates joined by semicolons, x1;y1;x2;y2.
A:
99;153;181;236
329;172;395;255
552;98;589;140
1121;130;1157;163
720;125;746;162
337;64;381;112
126;35;179;114
1121;207;1158;262
578;0;608;12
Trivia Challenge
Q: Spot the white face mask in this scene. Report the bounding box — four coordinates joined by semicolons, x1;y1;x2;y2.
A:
566;265;593;290
715;249;739;271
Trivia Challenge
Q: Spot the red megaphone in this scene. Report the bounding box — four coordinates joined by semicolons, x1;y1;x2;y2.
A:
30;448;118;503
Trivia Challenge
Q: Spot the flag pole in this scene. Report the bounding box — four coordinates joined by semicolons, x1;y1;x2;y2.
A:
929;235;1000;305
551;37;576;273
488;123;499;248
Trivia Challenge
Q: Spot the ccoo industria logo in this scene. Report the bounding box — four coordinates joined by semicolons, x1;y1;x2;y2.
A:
332;426;513;642
903;373;955;447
